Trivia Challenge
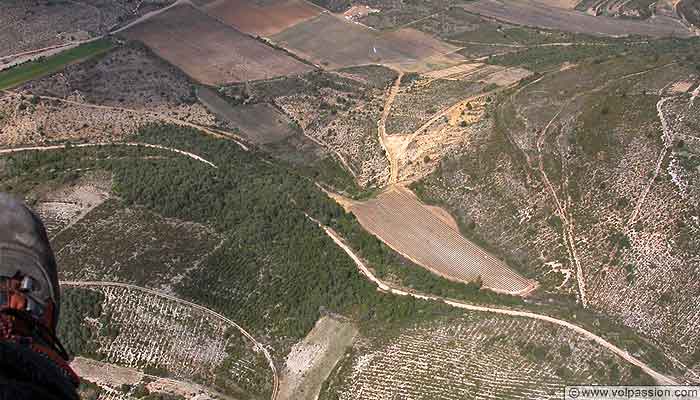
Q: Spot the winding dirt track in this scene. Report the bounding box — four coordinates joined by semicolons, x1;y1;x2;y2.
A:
0;142;218;168
311;219;677;386
1;90;250;150
60;281;280;400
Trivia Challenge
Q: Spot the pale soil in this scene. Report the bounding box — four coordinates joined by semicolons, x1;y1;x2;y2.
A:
669;80;694;93
278;316;357;400
422;63;484;80
72;357;225;400
30;171;112;237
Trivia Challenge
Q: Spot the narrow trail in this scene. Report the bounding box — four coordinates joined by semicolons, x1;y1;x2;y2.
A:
309;218;678;386
1;90;250;150
377;70;403;185
536;104;588;308
60;280;280;400
627;96;673;225
0;142;218;168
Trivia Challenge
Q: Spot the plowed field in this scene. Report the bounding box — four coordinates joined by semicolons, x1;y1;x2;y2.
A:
349;187;536;295
271;13;462;69
196;0;323;36
121;4;312;85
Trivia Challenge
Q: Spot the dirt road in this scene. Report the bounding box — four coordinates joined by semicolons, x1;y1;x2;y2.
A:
312;219;677;386
0;142;218;168
1;90;250;150
60;280;280;400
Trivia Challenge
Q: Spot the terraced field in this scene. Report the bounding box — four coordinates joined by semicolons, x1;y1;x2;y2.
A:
320;313;647;400
349;187;536;295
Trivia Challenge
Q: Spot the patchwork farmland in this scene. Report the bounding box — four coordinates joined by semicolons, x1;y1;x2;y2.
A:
121;4;313;85
349;186;537;295
271;13;463;69
194;0;323;37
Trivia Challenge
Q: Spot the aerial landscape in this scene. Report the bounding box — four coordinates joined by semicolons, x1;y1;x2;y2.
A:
0;0;699;398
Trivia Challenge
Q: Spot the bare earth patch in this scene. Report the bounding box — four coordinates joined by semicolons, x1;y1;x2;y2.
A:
121;4;312;85
279;316;358;400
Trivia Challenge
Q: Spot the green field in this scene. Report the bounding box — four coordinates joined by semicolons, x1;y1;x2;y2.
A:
0;39;114;90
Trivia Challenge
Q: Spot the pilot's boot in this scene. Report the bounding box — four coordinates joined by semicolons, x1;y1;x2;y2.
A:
0;193;80;399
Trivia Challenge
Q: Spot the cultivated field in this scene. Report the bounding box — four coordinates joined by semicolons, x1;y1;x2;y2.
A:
19;43;195;109
121;4;313;85
197;87;296;144
52;199;222;290
271;13;463;70
462;0;695;37
194;0;323;36
60;285;272;398
0;0;171;60
349;186;536;295
320;313;649;400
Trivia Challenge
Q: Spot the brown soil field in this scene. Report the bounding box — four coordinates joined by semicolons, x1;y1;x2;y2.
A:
121;4;313;85
531;0;582;8
197;87;295;144
349;186;537;295
271;13;463;69
196;0;323;37
462;0;695;37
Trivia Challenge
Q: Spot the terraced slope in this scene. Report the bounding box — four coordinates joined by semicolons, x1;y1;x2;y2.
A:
349;186;536;295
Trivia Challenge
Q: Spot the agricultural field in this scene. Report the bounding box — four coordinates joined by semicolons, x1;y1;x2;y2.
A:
348;186;537;295
53;199;223;290
0;39;114;90
20;42;196;109
121;4;313;85
196;87;296;144
193;0;323;37
320;313;652;400
461;0;695;37
0;0;172;60
0;42;218;147
271;13;463;70
59;285;272;399
413;40;700;377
